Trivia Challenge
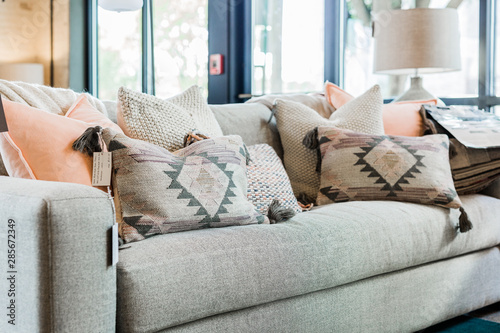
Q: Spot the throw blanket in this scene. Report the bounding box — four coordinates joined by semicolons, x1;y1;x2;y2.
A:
0;79;106;115
0;80;108;176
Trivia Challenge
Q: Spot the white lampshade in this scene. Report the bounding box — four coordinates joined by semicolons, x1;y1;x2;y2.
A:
98;0;143;12
0;63;44;85
373;8;461;75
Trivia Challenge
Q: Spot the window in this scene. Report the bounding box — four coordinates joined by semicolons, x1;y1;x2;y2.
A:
97;8;142;100
424;0;479;98
344;0;479;99
252;0;325;95
88;0;500;110
95;0;208;100
152;0;208;98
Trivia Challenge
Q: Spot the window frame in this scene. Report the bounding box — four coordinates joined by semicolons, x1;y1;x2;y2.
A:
85;0;500;110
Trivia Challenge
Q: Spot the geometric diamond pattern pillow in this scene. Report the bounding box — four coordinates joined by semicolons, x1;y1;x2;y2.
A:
246;144;302;215
102;129;266;243
274;85;384;200
316;126;468;222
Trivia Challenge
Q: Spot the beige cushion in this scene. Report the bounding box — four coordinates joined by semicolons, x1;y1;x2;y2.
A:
115;192;500;332
104;130;266;243
117;86;223;152
274;85;384;199
328;85;384;134
210;103;283;159
316;126;462;211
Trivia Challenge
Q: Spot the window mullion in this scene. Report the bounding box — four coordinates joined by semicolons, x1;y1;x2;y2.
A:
479;0;494;109
142;0;155;95
87;0;98;96
324;0;345;87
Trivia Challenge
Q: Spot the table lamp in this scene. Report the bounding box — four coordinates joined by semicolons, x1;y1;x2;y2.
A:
0;63;44;85
373;8;461;102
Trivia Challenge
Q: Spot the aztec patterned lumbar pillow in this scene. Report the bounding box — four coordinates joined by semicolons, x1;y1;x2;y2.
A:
314;126;472;232
273;84;384;201
117;85;223;152
102;129;266;243
246;144;302;215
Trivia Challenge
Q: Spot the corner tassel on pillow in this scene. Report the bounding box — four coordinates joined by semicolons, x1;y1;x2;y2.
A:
72;126;103;156
458;206;473;233
302;127;323;172
302;127;319;150
183;129;210;147
267;199;295;224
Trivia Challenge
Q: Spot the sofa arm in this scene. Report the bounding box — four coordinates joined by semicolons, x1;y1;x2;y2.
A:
0;176;116;333
481;178;500;200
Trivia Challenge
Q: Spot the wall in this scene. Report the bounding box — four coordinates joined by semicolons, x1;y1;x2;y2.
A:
0;0;70;88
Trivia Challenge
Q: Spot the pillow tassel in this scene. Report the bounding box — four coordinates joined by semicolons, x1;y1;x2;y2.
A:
267;199;295;224
458;207;473;233
72;126;103;156
302;127;323;172
302;127;319;150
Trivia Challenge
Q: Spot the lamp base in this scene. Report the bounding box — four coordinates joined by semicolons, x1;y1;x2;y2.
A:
392;76;445;106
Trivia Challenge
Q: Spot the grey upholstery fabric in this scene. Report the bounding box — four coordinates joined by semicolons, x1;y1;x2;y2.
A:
162;247;500;333
116;194;500;332
246;92;336;118
0;177;116;333
210;103;283;159
102;100;119;124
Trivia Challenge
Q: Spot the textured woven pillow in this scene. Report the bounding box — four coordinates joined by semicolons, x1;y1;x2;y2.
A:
246;144;302;215
325;81;438;136
117;85;223;152
274;85;384;200
315;126;472;232
102;129;266;243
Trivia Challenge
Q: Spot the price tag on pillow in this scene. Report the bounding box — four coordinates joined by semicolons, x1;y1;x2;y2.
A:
92;152;112;186
0;95;8;133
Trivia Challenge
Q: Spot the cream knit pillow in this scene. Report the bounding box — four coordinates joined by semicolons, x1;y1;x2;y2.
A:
167;85;223;137
274;85;384;200
117;86;223;152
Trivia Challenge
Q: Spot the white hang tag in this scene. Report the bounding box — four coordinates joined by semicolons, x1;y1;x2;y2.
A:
92;152;112;186
112;223;119;266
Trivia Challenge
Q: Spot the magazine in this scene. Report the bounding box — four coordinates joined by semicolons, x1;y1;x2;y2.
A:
425;105;500;148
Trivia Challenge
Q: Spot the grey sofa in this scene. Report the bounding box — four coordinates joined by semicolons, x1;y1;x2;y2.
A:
1;95;500;333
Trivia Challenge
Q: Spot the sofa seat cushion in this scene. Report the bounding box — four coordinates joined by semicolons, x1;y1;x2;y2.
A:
116;194;500;333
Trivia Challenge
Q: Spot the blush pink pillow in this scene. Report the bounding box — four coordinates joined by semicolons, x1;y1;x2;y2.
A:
325;82;437;137
0;94;123;186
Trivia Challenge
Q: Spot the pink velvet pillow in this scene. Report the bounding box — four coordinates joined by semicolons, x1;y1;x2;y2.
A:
324;82;437;137
0;94;123;186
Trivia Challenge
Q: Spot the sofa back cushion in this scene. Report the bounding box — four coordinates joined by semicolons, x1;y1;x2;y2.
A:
210;103;283;159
